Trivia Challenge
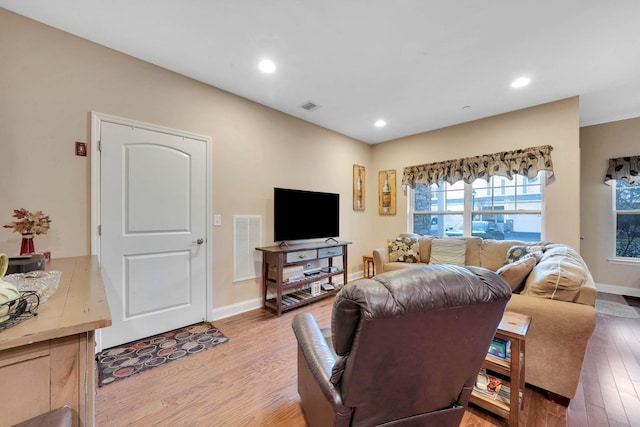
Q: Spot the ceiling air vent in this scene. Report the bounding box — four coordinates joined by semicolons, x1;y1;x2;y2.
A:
300;101;320;111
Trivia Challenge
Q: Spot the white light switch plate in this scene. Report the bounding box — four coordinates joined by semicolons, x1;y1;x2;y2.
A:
214;214;222;226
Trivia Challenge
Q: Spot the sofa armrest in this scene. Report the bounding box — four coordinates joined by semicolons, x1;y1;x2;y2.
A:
506;294;597;399
372;247;389;274
575;279;597;307
292;313;347;411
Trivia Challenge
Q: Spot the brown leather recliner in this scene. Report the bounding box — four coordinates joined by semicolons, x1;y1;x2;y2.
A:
292;265;512;427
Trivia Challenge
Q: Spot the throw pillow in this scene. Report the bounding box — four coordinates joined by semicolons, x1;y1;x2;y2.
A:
505;245;543;264
388;237;421;263
521;245;587;302
429;238;466;266
496;255;537;292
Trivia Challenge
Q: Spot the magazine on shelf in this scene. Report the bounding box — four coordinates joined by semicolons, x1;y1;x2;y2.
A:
488;338;508;359
474;369;521;405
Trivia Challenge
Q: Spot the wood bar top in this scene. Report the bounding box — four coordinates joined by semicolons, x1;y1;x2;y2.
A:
0;256;112;351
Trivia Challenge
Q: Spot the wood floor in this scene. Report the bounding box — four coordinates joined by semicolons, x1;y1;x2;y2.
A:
95;293;640;426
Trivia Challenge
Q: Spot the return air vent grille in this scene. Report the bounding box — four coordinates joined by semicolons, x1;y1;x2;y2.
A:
300;101;320;111
233;215;262;282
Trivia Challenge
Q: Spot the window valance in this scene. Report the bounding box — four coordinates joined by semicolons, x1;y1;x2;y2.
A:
401;145;555;188
604;155;640;185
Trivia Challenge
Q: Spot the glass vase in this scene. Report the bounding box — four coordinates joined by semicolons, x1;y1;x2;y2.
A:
20;234;35;255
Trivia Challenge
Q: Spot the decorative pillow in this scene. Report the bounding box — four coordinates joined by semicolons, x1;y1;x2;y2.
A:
505;245;543;264
388;237;421;263
496;255;537;292
429;238;466;266
521;245;588;302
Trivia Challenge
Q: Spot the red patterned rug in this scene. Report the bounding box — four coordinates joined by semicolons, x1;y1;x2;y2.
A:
96;322;229;387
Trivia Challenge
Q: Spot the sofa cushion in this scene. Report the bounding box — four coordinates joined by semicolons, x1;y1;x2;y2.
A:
521;244;587;302
388;237;421;263
480;239;529;271
505;245;543;264
418;236;433;263
385;262;429;272
429;238;466;266
462;236;482;266
496;255;537;292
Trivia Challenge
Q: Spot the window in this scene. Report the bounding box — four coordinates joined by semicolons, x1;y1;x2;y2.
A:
613;180;640;259
410;172;544;241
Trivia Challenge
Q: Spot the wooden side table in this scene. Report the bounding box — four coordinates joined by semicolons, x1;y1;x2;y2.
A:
470;311;531;427
362;255;375;278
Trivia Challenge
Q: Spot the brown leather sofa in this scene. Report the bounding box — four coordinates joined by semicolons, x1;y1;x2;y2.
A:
373;236;597;402
292;265;512;426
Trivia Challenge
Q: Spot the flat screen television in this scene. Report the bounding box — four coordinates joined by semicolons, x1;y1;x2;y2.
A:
274;187;340;242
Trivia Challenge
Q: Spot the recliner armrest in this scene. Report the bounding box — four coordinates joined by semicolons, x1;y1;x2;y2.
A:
292;313;347;410
292;313;337;381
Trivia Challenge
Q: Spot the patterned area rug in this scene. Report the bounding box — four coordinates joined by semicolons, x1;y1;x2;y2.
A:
595;299;640;319
97;322;229;387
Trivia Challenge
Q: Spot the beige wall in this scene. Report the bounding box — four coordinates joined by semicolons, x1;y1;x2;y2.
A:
580;117;640;294
1;8;589;317
0;9;374;313
370;97;581;250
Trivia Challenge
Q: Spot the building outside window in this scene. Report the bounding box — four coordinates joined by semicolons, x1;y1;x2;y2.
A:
409;172;544;242
613;180;640;259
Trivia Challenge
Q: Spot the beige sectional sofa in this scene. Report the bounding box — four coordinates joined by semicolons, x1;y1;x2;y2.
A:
372;235;597;402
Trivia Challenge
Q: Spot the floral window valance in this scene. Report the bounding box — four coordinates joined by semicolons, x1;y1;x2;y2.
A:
604;155;640;185
401;145;555;188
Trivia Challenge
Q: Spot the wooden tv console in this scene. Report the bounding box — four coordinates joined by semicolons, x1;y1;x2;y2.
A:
257;241;350;316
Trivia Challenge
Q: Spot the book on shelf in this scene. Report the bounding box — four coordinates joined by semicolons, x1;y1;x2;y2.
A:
474;369;521;405
281;296;296;306
487;337;511;361
488;338;507;358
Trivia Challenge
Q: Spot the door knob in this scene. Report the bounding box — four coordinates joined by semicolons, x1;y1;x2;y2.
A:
195;238;204;245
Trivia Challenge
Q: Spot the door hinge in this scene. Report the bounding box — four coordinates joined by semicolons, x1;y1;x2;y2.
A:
98;140;102;152
98;225;101;236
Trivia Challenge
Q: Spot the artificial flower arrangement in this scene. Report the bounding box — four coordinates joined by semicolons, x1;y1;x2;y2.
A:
3;208;52;236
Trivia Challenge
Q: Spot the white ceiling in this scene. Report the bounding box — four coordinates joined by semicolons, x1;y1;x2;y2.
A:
3;0;640;144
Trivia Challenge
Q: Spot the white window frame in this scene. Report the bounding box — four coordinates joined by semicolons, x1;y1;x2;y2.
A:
609;180;640;264
407;174;546;239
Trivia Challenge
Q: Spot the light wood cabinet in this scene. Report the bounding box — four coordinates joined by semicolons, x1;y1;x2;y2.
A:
0;257;111;427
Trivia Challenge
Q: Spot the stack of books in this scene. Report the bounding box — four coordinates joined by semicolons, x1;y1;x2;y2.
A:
474;369;512;404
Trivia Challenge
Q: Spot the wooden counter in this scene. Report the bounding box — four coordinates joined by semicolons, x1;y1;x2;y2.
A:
0;256;112;427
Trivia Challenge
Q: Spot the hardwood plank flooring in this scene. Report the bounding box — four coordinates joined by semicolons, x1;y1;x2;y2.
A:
95;293;640;426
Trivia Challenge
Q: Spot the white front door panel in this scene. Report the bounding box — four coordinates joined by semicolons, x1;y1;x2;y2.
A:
100;121;207;349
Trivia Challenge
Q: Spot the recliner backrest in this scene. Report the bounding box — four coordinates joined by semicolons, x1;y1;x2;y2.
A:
330;265;511;426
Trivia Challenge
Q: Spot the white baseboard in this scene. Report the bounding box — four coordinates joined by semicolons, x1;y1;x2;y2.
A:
210;297;263;321
595;282;640;297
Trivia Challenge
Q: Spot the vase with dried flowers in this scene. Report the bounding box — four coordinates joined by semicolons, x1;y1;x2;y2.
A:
3;208;52;255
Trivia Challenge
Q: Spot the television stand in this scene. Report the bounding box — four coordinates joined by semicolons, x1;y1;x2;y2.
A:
256;241;351;316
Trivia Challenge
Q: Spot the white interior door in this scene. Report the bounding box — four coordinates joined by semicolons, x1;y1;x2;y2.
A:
99;121;208;349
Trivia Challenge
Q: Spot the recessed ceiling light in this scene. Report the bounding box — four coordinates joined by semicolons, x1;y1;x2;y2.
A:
375;120;387;128
511;77;531;88
258;59;276;73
